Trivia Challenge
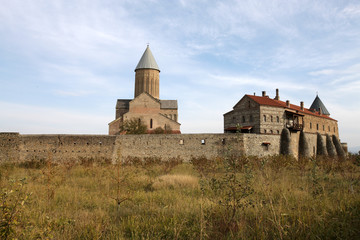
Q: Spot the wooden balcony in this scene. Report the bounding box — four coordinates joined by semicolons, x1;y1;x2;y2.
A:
286;122;303;131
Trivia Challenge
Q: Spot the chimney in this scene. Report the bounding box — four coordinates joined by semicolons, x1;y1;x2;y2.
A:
300;101;304;111
274;88;280;100
286;100;290;108
262;91;266;97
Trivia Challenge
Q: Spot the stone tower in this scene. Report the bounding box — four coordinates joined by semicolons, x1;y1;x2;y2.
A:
134;45;160;99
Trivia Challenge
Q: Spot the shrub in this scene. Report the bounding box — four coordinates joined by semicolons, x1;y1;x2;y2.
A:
326;134;336;158
316;133;327;156
280;128;291;155
299;130;310;158
332;135;346;159
120;118;147;134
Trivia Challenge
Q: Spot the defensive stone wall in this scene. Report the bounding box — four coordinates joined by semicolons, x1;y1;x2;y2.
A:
0;132;342;164
114;134;245;162
0;132;21;162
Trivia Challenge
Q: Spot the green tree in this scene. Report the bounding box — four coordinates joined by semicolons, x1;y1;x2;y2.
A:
120;118;147;134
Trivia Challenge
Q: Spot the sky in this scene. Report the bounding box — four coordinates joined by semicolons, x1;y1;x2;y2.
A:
0;0;360;151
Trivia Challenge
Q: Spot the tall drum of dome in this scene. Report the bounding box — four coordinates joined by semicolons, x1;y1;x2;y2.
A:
134;45;160;99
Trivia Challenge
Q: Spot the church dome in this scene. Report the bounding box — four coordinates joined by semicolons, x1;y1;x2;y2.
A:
135;45;160;72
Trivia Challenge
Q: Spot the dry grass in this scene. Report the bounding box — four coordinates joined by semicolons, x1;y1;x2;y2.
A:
152;174;199;190
0;154;359;239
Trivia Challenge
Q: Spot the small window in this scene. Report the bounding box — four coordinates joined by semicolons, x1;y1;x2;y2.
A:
276;116;279;123
150;119;153;129
201;139;206;145
270;130;273;134
271;116;273;122
179;139;184;145
323;125;325;131
222;138;226;145
263;115;266;122
310;122;312;129
264;129;267;133
277;130;280;134
250;115;253;122
242;116;246;123
317;124;319;130
174;114;177;121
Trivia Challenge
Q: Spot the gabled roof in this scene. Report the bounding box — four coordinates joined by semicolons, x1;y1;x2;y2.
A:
135;45;160;72
116;99;131;109
160;100;178;109
309;95;330;115
244;95;336;121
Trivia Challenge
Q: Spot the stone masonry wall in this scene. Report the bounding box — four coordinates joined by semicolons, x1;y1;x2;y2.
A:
0;132;339;164
17;134;116;163
0;133;21;162
114;134;245;162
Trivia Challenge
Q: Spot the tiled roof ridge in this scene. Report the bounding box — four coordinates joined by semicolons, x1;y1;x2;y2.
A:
245;94;336;121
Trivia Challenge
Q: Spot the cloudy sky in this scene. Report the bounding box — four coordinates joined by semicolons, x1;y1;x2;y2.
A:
1;0;359;150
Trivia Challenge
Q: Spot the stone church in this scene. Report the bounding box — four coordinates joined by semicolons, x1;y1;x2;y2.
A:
108;45;181;135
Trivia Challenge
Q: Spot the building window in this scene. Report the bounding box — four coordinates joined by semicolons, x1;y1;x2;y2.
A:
323;125;325;131
277;116;279;123
250;115;253;122
271;116;273;122
317;124;319;130
242;116;246;123
150;119;153;129
201;139;206;145
310;122;312;129
263;115;266;122
174;114;177;122
264;129;267;133
270;130;273;134
277;130;280;134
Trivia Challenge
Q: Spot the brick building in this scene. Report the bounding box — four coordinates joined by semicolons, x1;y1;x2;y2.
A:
108;45;181;135
224;89;339;138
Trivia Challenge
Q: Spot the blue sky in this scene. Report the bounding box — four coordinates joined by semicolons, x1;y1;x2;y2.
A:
1;0;360;150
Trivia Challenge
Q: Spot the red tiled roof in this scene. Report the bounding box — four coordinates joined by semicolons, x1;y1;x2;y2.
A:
245;95;336;121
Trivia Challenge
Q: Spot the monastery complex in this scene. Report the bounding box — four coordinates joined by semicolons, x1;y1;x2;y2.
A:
0;46;347;163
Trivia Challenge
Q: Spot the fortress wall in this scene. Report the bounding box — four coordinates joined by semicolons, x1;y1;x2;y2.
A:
0;131;340;164
114;134;245;162
19;135;116;162
0;132;21;162
243;134;280;157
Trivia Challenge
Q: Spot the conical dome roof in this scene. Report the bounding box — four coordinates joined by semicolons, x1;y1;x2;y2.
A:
135;45;160;72
310;95;330;115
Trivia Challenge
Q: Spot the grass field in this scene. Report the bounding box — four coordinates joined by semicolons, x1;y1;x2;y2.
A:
1;154;359;239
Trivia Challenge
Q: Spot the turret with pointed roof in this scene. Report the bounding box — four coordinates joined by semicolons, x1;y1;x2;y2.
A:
309;95;330;116
134;45;160;99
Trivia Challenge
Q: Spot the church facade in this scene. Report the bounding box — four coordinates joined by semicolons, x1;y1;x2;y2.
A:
108;46;181;135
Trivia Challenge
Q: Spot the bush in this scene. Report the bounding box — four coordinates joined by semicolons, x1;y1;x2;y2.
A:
280;128;291;155
120;118;147;134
